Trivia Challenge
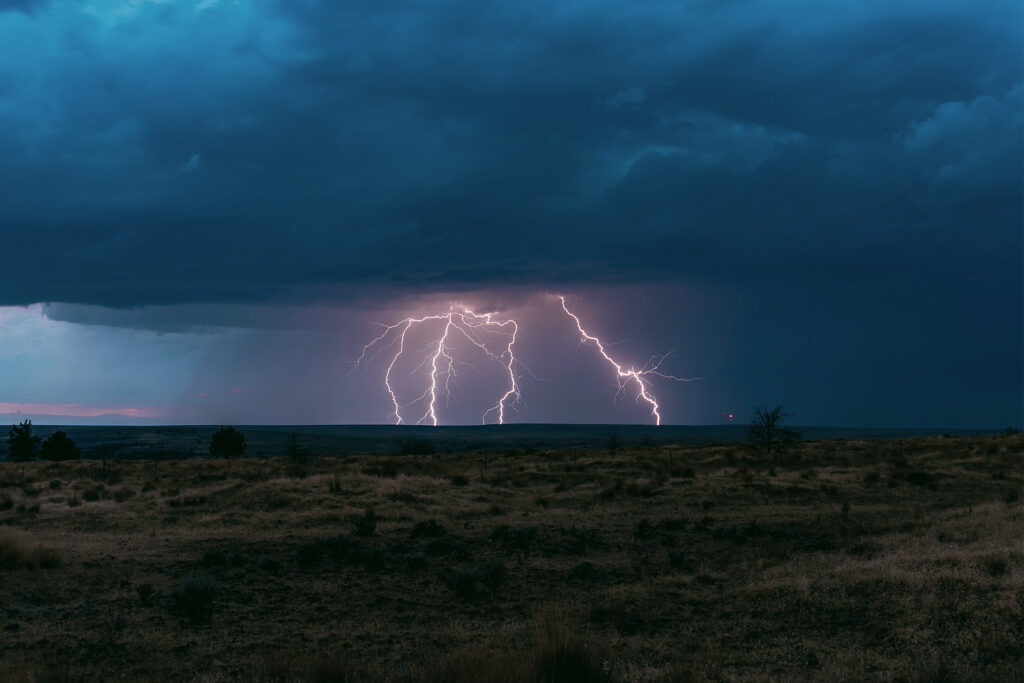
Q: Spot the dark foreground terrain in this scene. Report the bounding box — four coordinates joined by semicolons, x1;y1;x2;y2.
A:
1;434;1021;681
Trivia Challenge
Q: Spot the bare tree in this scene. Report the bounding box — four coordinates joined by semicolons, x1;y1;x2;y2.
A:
748;405;801;458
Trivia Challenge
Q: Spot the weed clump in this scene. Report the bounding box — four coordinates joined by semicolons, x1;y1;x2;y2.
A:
169;572;217;624
0;532;60;570
202;550;228;568
135;583;156;607
411;520;445;539
353;508;378;537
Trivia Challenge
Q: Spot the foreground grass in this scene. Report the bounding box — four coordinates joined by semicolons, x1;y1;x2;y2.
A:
0;435;1020;681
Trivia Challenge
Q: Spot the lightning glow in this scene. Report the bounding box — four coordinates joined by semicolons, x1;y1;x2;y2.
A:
353;296;697;426
353;307;520;425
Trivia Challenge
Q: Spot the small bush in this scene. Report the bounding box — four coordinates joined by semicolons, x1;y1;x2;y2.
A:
202;550;228;567
0;493;12;511
411;520;445;539
569;561;598;580
258;556;282;573
535;608;612;683
1003;488;1021;505
48;480;62;490
82;486;105;502
405;551;428;571
169;572;217;624
477;557;508;592
451;568;480;598
112;487;135;503
981;555;1008;577
0;532;60;570
633;519;655;539
40;431;81;461
450;474;469;487
135;583;156;607
353;508;378;537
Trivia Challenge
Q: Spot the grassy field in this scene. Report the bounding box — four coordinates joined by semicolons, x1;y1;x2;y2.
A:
0;434;1021;681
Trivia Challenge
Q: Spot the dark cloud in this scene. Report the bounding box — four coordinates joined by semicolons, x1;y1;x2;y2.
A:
0;0;48;14
0;0;1018;308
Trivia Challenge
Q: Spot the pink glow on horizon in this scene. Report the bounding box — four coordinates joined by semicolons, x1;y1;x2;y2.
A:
0;402;169;418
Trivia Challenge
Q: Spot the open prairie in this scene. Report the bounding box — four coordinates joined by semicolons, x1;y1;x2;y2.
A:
1;432;1021;682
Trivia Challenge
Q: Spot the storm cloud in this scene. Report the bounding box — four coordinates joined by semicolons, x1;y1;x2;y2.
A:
0;1;1020;427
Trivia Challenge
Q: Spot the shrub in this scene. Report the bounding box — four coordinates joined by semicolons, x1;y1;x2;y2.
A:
258;556;282;573
405;551;428;571
82;486;105;502
202;550;228;567
40;431;80;461
0;532;60;570
169;572;217;624
112;487;135;503
981;555;1008;577
535;608;612;683
449;474;469;487
0;493;12;511
7;420;40;462
210;427;246;463
748;405;801;457
477;557;508;592
451;568;480;598
353;508;378;537
569;561;598;580
411;520;445;539
48;480;62;490
135;583;156;607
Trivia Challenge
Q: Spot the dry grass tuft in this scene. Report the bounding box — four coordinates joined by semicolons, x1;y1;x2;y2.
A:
0;531;60;570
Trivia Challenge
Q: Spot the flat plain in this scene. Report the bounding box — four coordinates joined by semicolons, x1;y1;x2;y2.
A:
1;431;1021;681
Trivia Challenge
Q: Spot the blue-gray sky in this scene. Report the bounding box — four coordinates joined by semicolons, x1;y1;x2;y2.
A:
0;0;1020;427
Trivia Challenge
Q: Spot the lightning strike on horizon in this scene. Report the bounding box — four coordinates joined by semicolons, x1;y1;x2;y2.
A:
354;308;521;426
354;297;696;426
557;295;699;426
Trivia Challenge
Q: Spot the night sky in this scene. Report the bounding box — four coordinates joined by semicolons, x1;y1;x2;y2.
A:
0;0;1020;428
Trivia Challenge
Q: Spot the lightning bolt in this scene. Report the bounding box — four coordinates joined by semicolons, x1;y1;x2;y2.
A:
354;307;522;425
353;296;697;426
558;295;698;426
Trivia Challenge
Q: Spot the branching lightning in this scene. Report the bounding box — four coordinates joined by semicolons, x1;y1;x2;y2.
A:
557;295;698;426
353;307;520;425
353;295;697;426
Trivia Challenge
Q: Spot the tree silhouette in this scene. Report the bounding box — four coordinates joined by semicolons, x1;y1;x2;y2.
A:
40;431;81;461
210;427;246;466
8;420;41;462
748;405;801;458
